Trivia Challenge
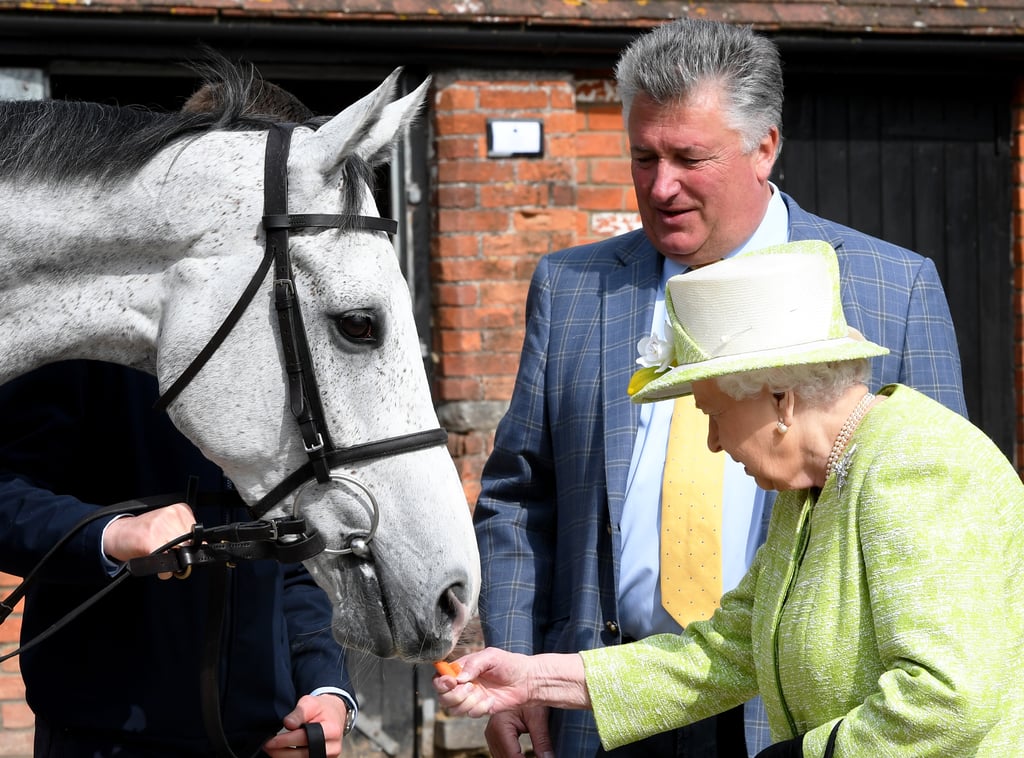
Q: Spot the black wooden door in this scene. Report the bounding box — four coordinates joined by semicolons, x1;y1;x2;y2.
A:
773;70;1015;458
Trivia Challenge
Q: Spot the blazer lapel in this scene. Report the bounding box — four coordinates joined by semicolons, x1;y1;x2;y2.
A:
602;232;661;526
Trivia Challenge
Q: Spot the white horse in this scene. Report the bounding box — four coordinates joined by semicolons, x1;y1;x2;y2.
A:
0;67;479;661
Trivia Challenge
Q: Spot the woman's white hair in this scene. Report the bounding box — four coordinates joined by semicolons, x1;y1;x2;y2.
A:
715;359;871;407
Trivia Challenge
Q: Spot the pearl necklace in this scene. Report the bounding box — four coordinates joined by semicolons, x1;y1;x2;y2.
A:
824;391;875;481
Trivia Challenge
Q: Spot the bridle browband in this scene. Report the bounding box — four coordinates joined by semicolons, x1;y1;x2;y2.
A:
153;122;449;520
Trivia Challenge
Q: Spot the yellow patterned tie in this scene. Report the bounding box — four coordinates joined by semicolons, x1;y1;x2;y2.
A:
660;394;725;625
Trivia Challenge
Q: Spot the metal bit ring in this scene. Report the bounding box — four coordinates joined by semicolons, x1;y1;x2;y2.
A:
291;474;380;557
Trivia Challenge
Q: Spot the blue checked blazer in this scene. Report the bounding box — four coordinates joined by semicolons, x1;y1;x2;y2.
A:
474;192;966;755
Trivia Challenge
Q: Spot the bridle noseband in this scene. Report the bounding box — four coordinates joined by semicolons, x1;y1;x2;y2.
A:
154;122;449;523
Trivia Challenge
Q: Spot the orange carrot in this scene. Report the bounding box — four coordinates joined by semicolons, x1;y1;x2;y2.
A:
434;660;461;677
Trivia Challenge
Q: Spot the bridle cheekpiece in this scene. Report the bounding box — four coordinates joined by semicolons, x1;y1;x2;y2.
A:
154;123;449;525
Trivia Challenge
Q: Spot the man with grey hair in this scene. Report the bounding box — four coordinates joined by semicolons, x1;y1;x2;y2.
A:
474;17;965;758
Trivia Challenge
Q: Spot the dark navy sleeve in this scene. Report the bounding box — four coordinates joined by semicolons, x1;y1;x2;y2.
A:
281;562;354;698
0;362;119;582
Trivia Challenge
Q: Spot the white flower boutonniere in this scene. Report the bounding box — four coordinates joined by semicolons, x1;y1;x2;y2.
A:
635;324;675;372
628;323;676;397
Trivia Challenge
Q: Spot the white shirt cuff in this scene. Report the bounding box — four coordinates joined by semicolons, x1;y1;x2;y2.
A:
310;686;358;735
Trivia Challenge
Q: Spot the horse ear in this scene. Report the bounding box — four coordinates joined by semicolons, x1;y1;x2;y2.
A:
305;68;430;172
363;77;431;165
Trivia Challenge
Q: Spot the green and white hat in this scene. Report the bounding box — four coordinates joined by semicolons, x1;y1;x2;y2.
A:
628;240;889;402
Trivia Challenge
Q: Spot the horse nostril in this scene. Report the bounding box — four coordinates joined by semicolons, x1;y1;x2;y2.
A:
438;582;469;624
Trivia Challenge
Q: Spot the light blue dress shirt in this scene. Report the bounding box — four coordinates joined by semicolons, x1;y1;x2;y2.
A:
618;186;790;640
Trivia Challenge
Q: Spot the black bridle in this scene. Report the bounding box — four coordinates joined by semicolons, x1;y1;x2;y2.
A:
152;122;450;757
154;122;449;521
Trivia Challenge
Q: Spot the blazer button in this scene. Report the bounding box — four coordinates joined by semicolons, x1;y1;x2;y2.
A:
604;620;620;635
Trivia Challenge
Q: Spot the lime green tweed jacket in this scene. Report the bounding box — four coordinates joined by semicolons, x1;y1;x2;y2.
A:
582;385;1024;756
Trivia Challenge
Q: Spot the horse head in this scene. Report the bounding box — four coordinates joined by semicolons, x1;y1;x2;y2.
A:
158;70;480;660
0;67;480;661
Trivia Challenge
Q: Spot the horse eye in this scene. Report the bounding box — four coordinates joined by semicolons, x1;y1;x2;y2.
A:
334;311;378;343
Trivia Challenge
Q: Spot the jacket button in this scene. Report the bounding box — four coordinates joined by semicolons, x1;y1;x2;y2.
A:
604;620;619;634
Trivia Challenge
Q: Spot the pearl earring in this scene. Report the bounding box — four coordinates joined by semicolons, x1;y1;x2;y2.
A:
776;420;789;434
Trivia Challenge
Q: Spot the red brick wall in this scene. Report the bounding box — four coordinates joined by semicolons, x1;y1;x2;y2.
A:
430;71;643;506
0;573;32;757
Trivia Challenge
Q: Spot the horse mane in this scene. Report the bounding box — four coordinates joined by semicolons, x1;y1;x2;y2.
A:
0;59;374;220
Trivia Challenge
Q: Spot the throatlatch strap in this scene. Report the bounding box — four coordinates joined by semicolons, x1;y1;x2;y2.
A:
153;247;275;413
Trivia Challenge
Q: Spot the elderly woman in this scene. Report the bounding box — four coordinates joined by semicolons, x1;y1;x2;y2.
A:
435;240;1024;757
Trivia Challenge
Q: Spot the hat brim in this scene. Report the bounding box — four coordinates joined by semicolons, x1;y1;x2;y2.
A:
630;337;889;402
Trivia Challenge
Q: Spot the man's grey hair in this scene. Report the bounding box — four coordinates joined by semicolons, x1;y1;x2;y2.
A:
615;19;784;154
715;359;872;407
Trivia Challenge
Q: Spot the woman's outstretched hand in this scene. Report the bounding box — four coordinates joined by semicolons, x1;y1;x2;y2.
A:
431;647;590;718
